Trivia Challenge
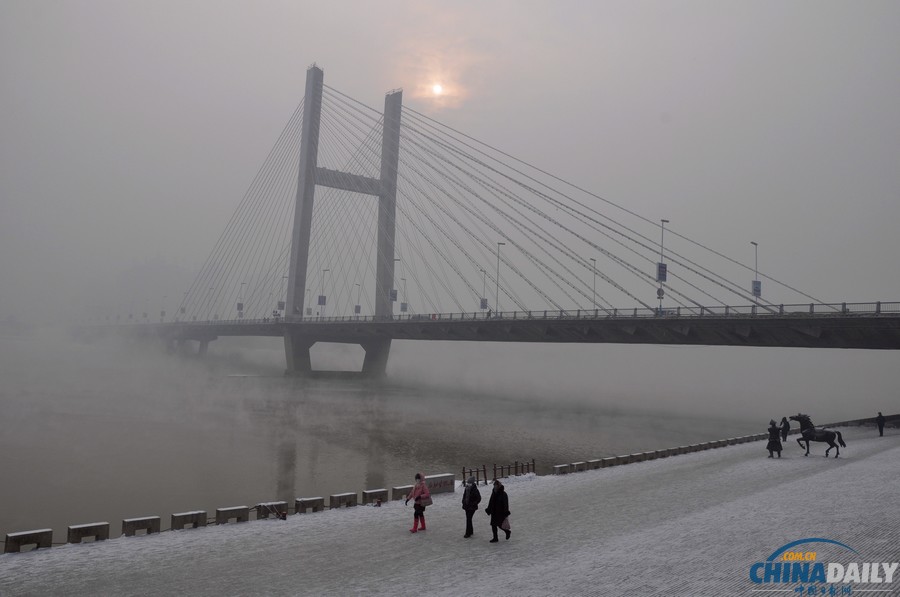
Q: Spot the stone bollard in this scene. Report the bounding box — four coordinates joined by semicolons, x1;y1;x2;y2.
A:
256;501;287;519
171;511;207;530
571;461;587;472
122;516;161;537
553;464;570;475
67;522;110;544
215;506;249;525
362;489;388;505
392;485;413;501
424;473;455;494
329;492;358;509
600;457;617;468
295;497;324;514
587;459;602;470
5;529;52;553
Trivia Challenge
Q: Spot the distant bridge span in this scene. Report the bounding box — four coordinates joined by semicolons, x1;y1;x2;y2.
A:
106;302;900;375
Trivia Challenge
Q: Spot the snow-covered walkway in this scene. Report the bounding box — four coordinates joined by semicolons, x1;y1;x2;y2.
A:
2;427;898;596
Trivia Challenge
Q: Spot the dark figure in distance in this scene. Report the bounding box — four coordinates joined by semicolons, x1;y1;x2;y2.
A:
485;479;511;543
876;412;886;437
461;476;481;538
766;419;783;458
780;416;790;442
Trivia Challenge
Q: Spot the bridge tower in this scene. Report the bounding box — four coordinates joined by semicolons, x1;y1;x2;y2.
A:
284;65;402;376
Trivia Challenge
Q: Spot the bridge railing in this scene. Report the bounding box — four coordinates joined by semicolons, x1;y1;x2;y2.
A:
127;301;900;326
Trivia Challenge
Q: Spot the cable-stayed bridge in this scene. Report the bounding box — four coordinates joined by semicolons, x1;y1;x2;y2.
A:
112;65;900;376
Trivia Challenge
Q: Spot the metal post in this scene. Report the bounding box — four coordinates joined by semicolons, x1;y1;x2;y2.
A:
320;269;329;318
480;268;486;312
589;257;596;308
658;219;669;311
401;277;407;314
496;242;506;313
750;241;760;302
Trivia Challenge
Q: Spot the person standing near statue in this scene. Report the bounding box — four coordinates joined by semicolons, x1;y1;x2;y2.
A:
780;416;790;442
766;419;783;458
461;476;481;538
876;412;886;437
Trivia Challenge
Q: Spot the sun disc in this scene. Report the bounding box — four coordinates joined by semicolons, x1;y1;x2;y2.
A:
432;84;443;95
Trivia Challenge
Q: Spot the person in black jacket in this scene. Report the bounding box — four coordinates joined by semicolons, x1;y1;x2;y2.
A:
876;412;886;437
766;419;783;458
461;476;481;538
485;479;511;543
780;416;790;442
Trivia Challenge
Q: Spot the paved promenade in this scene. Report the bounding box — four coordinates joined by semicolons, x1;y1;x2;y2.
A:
1;426;897;596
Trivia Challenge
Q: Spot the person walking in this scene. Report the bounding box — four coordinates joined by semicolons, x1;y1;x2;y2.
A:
766;419;783;458
405;472;431;533
876;412;886;437
485;479;511;543
780;416;790;442
461;476;482;538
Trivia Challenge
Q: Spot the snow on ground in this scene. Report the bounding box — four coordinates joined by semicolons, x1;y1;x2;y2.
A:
1;427;898;597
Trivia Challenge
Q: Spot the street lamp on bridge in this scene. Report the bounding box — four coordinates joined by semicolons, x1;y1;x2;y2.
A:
496;242;506;314
319;269;329;318
392;258;401;313
657;219;669;312
589;257;596;310
751;241;761;302
354;283;361;315
400;277;407;313
480;268;487;313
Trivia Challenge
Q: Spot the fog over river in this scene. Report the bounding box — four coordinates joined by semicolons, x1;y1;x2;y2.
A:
1;329;893;543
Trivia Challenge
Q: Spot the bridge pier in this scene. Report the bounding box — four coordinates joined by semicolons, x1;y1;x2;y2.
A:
284;333;391;378
361;339;392;378
284;333;314;374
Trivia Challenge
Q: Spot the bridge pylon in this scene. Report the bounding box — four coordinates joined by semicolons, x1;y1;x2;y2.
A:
284;65;401;377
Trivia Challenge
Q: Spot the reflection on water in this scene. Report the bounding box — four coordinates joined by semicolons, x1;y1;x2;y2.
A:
0;332;756;542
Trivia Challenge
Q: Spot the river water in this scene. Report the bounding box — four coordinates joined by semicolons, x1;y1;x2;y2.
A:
1;330;761;543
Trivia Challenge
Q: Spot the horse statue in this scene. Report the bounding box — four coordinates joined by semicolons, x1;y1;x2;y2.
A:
789;413;846;458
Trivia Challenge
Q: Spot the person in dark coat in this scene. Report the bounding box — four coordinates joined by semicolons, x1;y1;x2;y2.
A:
876;412;886;437
766;419;783;458
461;476;482;538
780;416;790;442
485;479;511;543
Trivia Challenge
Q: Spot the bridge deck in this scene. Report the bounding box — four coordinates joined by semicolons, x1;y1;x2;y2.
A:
115;305;900;350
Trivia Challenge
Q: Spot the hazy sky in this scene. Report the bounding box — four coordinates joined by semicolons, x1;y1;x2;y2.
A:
2;1;900;323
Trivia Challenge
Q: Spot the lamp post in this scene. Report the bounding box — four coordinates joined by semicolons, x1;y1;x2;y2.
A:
320;269;329;318
400;277;407;314
589;257;596;310
239;282;247;319
496;242;506;314
392;258;401;314
305;288;311;317
480;268;487;312
354;283;361;316
750;241;761;302
657;219;669;312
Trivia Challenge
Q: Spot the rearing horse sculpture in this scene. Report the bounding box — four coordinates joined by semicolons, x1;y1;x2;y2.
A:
790;413;846;458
